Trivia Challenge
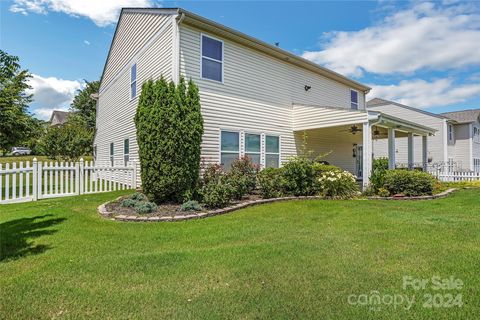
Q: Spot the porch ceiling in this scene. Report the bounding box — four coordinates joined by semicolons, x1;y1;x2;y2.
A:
369;112;437;136
293;104;369;131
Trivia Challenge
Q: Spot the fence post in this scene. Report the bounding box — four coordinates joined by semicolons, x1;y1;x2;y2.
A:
79;158;84;195
131;160;137;190
37;160;43;200
75;160;80;195
32;158;38;201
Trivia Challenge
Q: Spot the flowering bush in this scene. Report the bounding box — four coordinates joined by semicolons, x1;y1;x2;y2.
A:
318;170;359;199
257;167;284;199
228;157;259;200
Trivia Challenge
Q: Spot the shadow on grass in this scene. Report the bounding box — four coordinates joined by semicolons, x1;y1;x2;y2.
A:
0;214;66;262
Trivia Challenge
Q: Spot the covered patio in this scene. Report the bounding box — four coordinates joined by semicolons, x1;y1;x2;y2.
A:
292;105;436;188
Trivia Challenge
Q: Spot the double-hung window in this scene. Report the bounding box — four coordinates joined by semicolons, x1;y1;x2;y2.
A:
245;133;261;167
474;158;480;172
201;35;223;82
110;142;114;166
124;138;130;165
265;135;280;168
220;131;239;169
350;90;358;110
130;63;137;99
448;124;454;142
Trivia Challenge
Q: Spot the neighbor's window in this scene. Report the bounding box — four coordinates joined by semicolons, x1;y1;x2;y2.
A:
245;133;261;166
130;63;137;99
350;90;358;110
447;158;454;172
265;135;280;168
220;131;239;169
474;158;480;172
93;145;97;161
110;142;114;166
201;35;223;82
448;124;454;142
124;138;130;165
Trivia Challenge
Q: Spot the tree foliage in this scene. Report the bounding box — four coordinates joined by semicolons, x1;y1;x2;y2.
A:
135;76;204;204
69;80;100;129
0;50;35;155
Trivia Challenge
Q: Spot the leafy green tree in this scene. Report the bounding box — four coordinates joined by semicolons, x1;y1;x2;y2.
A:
135;76;204;203
0;50;34;155
69;80;100;129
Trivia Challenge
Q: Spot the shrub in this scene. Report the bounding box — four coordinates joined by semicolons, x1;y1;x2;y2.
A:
134;201;158;214
227;157;258;200
282;157;317;196
377;188;390;197
383;170;435;196
202;163;225;186
370;158;389;193
257;167;284;199
180;200;202;212
318;170;359;199
130;192;146;201
121;198;138;207
134;77;203;204
312;162;341;175
201;179;235;208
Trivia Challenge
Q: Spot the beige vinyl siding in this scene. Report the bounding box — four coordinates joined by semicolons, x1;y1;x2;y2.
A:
293;105;368;131
453;123;472;170
95;14;175;185
179;24;366;166
369;104;446;164
473;120;480;163
100;12;173;92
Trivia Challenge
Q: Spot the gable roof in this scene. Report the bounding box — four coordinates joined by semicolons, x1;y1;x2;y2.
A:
440;109;480;124
102;7;370;93
367;98;449;120
49;110;71;125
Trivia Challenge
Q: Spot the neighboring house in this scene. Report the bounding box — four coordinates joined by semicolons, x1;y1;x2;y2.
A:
94;8;435;187
368;98;480;172
49;110;71;126
441;109;480;172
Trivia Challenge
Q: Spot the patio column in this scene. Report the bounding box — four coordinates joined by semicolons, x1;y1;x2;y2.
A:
362;121;372;189
388;128;396;169
422;135;428;171
408;133;414;170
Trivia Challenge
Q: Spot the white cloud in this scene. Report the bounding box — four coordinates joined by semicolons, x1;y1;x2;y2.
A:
27;74;84;119
10;0;158;27
369;78;480;108
302;2;480;76
83;40;90;45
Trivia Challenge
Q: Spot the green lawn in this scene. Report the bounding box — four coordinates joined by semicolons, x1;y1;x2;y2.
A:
1;190;479;319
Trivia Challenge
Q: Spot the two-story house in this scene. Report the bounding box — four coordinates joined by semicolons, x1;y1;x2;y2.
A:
94;8;435;187
368;98;480;172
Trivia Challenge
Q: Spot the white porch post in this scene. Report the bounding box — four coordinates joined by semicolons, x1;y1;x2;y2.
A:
408;133;414;170
422;135;428;171
388;128;396;169
362;121;372;189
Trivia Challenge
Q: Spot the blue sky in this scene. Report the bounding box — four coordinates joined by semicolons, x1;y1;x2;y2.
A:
1;0;479;119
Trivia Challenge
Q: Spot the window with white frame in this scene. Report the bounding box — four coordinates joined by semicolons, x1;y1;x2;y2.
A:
245;133;261;167
265;135;280;168
447;157;454;172
110;142;114;166
130;63;137;99
350;90;358;110
201;35;223;82
474;126;480;143
93;145;97;161
448;124;454;142
220;131;239;169
124;138;130;165
474;158;480;172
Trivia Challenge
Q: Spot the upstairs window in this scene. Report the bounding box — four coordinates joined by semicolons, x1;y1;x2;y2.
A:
350;90;358;110
201;35;223;82
265;135;280;168
124;138;130;165
245;133;261;166
110;142;114;166
220;131;239;169
130;63;137;99
448;124;454;142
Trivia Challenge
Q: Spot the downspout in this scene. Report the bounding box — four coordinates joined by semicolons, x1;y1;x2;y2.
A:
172;13;185;84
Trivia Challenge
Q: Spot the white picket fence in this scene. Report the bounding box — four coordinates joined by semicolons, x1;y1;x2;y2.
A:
0;158;137;204
430;170;480;182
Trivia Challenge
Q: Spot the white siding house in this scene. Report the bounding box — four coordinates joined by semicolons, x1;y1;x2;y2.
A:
94;8;435;187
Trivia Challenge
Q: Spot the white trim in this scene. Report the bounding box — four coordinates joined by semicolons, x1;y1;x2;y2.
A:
99;16;174;95
171;15;180;84
200;33;224;84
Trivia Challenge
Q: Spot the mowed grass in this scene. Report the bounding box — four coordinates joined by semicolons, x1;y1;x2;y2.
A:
0;190;479;319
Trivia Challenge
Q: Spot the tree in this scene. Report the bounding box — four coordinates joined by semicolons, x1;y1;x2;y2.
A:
135;77;204;203
69;80;100;129
0;50;34;155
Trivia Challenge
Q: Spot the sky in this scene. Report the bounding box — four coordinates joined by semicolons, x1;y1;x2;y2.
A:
1;0;480;120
